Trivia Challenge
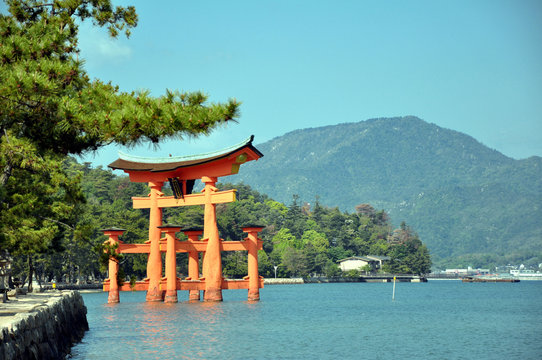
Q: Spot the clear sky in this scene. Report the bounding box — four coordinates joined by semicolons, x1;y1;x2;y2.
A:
73;0;542;167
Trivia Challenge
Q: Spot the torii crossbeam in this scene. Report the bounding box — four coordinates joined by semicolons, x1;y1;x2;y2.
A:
102;136;264;303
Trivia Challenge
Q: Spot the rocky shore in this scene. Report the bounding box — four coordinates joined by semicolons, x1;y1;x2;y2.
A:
0;291;88;359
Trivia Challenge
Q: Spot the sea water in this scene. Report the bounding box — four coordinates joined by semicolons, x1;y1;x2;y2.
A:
70;281;542;359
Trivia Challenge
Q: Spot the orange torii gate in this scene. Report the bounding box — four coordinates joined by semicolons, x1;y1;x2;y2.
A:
102;136;264;303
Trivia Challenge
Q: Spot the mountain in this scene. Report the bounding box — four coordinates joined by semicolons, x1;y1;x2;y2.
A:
230;116;542;267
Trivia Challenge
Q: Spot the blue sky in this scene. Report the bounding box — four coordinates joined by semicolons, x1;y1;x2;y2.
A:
73;0;541;166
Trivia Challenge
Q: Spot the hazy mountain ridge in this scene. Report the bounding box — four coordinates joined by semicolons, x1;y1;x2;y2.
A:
231;116;542;266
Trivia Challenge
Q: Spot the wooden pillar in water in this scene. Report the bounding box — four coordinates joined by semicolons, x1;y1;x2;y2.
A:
146;181;164;302
183;228;203;301
160;225;181;303
243;226;264;301
102;228;125;304
201;176;223;301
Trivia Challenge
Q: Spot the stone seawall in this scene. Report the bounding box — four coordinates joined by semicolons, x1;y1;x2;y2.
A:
0;291;88;360
264;278;304;285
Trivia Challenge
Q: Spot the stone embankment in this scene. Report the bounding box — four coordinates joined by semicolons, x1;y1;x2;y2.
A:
264;278;304;285
0;291;88;360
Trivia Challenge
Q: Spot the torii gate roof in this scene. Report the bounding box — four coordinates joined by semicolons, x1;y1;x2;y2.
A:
108;135;263;182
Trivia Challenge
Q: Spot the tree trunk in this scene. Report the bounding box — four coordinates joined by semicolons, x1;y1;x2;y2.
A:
27;255;34;293
0;163;12;187
0;128;13;189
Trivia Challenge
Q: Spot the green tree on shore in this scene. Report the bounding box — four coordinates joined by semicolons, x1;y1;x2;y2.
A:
0;0;240;291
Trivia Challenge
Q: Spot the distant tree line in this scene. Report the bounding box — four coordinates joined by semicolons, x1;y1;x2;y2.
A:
8;159;431;286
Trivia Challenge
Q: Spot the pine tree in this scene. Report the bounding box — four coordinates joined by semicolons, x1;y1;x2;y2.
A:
1;1;239;173
0;0;241;289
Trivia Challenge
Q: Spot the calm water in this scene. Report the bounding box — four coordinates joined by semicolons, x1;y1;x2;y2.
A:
70;281;542;360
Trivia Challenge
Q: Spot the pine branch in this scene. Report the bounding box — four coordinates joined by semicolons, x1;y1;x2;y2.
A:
38;216;75;230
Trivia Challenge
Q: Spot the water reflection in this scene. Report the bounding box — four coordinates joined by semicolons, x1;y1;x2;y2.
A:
135;301;180;358
73;284;542;360
73;291;266;359
102;305;118;323
188;300;225;323
178;301;226;358
114;295;236;359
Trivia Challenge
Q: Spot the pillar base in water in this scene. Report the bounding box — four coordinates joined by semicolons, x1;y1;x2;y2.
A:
248;289;260;301
164;290;178;303
203;288;223;302
108;290;119;304
189;290;200;301
146;288;165;302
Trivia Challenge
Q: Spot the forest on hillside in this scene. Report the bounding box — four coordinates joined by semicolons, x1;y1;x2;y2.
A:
230;117;542;268
7;159;431;286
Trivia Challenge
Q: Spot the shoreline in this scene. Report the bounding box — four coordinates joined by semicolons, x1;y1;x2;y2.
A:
0;290;88;359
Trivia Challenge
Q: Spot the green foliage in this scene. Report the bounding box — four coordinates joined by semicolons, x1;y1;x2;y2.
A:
281;247;308;278
217;183;430;278
257;250;274;278
0;0;239;156
129;275;137;291
272;228;301;255
346;269;361;278
324;260;342;277
97;242;123;273
361;264;372;274
301;230;329;254
0;0;240;288
222;252;248;279
37;172;429;283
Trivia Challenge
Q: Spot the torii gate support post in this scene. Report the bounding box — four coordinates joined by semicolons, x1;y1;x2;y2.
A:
160;225;181;303
183;228;203;301
243;226;264;301
103;228;125;304
146;181;164;302
201;176;223;302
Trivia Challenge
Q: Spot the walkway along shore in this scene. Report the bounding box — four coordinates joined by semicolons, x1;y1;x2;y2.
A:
0;290;88;360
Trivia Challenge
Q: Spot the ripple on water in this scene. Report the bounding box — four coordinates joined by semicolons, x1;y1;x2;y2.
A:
70;282;542;360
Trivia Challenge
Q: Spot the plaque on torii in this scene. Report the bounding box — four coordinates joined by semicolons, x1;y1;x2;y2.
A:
102;136;264;303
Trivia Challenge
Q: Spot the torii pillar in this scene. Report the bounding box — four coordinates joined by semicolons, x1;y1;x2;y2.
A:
159;225;182;303
201;176;222;301
146;181;164;302
182;228;203;301
243;226;265;301
102;228;126;304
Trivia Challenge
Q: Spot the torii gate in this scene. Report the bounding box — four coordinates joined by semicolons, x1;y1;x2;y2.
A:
102;136;264;303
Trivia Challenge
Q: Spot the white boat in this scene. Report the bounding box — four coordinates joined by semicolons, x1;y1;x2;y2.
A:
510;269;542;280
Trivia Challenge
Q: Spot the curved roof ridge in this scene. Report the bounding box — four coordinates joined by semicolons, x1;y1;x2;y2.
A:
118;135;255;164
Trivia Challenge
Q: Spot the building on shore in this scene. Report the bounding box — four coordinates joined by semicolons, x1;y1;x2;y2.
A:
338;255;390;272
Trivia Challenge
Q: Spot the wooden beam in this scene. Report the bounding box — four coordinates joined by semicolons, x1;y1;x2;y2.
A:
132;189;236;209
118;243;150;253
117;240;263;254
103;278;264;292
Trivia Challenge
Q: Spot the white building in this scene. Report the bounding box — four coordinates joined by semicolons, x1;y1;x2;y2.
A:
338;256;390;272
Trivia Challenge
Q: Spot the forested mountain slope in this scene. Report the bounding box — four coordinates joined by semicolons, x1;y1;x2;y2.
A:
231;117;542;266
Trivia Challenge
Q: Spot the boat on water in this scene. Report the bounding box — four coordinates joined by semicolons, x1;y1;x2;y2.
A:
462;276;519;283
510;269;542;281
